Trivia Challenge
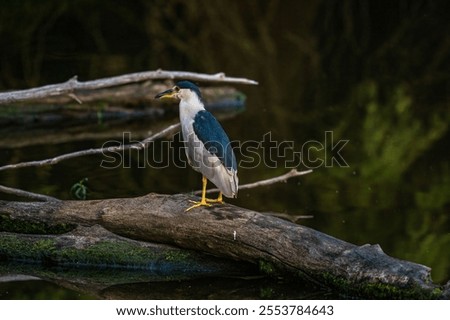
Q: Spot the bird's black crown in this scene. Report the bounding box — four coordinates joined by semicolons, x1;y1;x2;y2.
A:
176;80;203;100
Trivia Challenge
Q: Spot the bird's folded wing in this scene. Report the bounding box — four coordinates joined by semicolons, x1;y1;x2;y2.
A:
192;110;237;171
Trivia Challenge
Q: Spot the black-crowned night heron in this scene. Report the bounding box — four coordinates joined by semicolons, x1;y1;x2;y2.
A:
155;81;238;211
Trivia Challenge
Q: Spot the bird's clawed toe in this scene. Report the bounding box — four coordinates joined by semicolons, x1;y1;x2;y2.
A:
185;200;212;212
185;193;225;211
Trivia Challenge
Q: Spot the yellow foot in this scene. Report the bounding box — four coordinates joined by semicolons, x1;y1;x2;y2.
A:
185;194;224;211
185;199;212;212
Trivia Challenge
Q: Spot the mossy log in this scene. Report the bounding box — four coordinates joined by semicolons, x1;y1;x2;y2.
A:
0;193;448;299
0;224;257;298
0;225;255;276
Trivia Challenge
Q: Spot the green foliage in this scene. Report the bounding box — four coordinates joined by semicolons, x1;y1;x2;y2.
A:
395;189;450;283
70;178;89;200
415;164;450;210
357;82;447;182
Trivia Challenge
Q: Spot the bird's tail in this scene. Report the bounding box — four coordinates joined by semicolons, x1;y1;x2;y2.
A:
210;167;238;198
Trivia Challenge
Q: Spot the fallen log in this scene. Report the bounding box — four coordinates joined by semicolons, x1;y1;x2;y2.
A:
0;194;448;299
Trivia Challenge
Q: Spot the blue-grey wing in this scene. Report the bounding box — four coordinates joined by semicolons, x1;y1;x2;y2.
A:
192;110;237;171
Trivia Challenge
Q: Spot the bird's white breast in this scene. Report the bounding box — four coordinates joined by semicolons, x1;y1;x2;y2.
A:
179;94;205;144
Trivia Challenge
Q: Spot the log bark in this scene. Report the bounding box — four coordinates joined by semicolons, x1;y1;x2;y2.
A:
1;194;447;299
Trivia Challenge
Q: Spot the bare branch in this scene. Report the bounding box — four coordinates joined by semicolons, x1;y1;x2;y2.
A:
237;169;313;191
0;123;181;172
0;70;258;105
0;185;58;202
195;169;313;195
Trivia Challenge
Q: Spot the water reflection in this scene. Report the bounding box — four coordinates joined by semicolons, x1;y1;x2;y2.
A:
1;275;334;300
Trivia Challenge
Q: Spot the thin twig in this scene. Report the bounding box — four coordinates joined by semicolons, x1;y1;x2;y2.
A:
0;185;59;202
0;70;258;105
0;123;180;172
194;169;313;195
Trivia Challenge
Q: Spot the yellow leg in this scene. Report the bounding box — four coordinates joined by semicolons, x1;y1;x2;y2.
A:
205;192;223;204
186;176;212;212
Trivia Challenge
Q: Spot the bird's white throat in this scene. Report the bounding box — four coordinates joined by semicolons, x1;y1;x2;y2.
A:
179;89;205;122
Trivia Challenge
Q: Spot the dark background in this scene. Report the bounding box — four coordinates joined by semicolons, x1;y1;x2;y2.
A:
0;0;449;298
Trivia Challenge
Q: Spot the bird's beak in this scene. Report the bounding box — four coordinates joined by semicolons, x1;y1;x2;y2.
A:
155;88;177;99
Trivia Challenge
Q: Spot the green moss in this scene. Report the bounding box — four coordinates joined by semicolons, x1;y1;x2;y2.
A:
58;241;161;267
259;287;275;299
0;235;57;262
320;272;442;299
259;260;276;275
35;239;57;252
0;214;75;234
164;250;190;262
0;234;201;271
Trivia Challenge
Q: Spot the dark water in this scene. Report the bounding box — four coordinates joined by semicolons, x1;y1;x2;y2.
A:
0;1;449;299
